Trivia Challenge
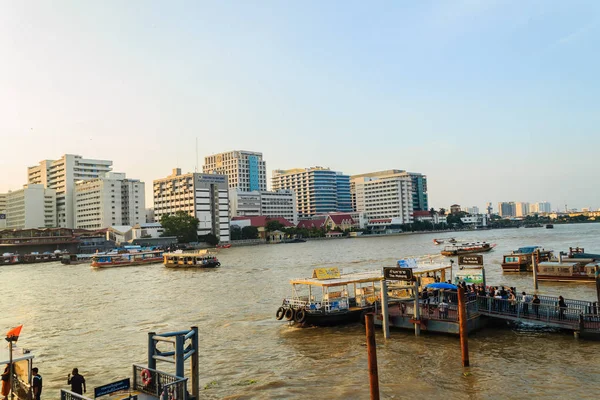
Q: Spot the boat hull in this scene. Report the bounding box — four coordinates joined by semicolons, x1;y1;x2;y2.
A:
537;275;596;282
92;258;163;268
299;307;374;327
164;261;220;268
441;246;493;256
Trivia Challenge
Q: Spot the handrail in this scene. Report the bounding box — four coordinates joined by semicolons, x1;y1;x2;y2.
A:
60;389;94;400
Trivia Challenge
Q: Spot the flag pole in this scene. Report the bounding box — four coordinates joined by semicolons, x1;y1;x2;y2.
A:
8;338;14;400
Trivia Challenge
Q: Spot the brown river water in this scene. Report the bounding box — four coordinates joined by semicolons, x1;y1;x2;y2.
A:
2;224;600;399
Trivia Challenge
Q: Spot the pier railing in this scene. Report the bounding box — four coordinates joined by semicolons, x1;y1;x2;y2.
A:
133;364;188;399
60;389;94;400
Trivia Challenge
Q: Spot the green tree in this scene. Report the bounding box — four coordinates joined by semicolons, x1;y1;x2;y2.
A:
230;225;242;241
199;233;219;246
439;208;446;216
265;220;285;232
160;211;199;243
242;226;259;239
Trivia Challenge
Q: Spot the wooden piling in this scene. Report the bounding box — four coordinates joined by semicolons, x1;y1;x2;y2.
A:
457;287;470;367
365;313;380;400
532;249;539;290
380;279;390;339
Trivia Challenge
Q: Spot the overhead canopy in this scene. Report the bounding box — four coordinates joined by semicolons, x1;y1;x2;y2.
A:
425;282;458;290
290;270;383;287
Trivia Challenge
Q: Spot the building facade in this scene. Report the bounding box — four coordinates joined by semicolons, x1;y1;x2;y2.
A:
0;193;6;229
74;172;145;229
203;150;267;192
531;202;552;214
153;169;230;242
515;202;530;217
352;171;413;224
271;167;351;219
5;184;56;229
27;154;113;228
462;206;480;215
228;189;298;225
498;202;516;218
350;170;428;212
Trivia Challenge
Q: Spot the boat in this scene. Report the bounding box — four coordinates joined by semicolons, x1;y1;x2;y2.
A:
433;238;456;245
440;242;495;256
163;250;220;268
546;224;554;229
61;253;94;265
21;250;66;263
536;260;600;282
564;247;600;261
0;335;35;400
275;268;385;327
216;243;232;249
283;238;307;244
523;223;543;228
91;249;164;268
501;246;554;272
1;252;21;265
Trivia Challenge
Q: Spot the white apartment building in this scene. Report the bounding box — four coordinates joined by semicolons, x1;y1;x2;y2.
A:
5;184;56;229
229;188;298;225
28;154;113;228
353;172;413;224
74;172;145;229
515;202;530;217
203;150;267;192
153;169;230;242
462;206;480;215
531;202;552;214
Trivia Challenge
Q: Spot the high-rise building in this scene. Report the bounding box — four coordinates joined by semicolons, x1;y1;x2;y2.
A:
203;150;267;192
229;188;298;225
462;206;480;215
0;193;6;229
74;172;145;229
515;202;530;217
27;154;113;228
352;171;413;224
5;184;56;229
498;202;516;217
536;202;551;213
486;202;493;215
271;167;351;219
153;169;230;242
350;170;428;212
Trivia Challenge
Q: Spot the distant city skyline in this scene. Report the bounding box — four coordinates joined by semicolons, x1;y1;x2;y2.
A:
2;2;599;210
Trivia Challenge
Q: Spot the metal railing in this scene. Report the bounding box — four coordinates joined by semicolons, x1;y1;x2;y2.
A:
133;364;188;399
60;389;94;400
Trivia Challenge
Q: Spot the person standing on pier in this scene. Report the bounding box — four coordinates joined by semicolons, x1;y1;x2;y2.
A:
532;295;541;318
522;292;529;315
558;296;567;320
32;367;42;400
68;368;86;395
1;365;10;400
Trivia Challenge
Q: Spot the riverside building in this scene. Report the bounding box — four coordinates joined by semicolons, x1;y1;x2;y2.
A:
27;154;113;228
351;171;414;224
74;172;145;229
153;169;230;242
229;188;298;225
4;184;56;229
203;150;267;192
271;167;352;219
0;193;6;229
498;202;516;218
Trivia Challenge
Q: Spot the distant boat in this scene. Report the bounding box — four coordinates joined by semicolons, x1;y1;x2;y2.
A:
441;242;495;256
216;244;232;249
501;246;553;272
546;224;554;229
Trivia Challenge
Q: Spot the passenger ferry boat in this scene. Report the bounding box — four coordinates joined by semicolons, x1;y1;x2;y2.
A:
163;250;220;268
440;242;495;256
61;253;94;265
21;251;66;263
501;246;553;272
91;249;164;268
536;260;600;282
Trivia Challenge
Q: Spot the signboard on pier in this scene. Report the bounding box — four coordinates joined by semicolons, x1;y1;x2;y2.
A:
312;267;341;279
454;268;485;285
94;378;130;398
458;255;483;266
384;267;414;281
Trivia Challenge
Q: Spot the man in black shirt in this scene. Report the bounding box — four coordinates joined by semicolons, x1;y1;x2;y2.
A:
67;368;86;395
32;367;42;400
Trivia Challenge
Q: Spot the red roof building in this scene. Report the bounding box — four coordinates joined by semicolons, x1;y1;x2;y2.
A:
297;219;326;229
231;216;294;227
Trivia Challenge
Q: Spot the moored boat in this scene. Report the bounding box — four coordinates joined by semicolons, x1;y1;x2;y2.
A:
1;252;21;265
546;224;554;229
536;260;600;282
440;242;495;256
21;250;66;263
91;249;164;268
163;250;220;268
61;253;94;265
501;246;553;272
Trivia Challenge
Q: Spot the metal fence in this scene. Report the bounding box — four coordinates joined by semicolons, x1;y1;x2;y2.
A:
60;389;94;400
476;296;583;326
133;364;188;400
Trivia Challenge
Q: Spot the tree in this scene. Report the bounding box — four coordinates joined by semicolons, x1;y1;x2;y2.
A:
265;220;285;232
242;226;259;239
230;225;242;241
439;208;446;216
199;233;219;246
160;211;199;243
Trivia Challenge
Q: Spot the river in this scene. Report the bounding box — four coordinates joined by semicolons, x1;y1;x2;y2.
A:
2;224;600;399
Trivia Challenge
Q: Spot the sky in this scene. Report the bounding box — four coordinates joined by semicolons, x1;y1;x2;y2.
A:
2;1;599;211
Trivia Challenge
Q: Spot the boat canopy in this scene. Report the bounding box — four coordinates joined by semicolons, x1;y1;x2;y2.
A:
514;246;542;254
290;270;383;287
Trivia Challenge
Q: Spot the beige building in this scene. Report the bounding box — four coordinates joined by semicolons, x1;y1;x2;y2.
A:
203;150;267;192
28;154;113;228
153;169;230;242
228;188;298;225
5;184;56;229
352;171;413;224
515;202;530;217
0;193;6;229
75;172;145;229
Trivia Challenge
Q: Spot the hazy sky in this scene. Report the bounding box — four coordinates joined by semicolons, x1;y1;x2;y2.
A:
2;1;599;211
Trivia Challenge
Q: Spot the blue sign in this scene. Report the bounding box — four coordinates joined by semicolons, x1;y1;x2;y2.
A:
94;378;130;398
